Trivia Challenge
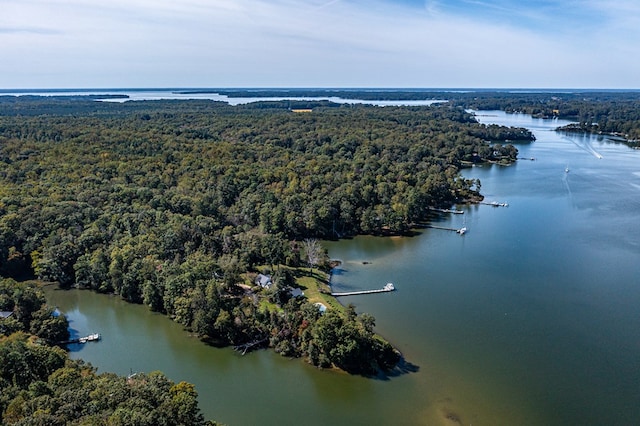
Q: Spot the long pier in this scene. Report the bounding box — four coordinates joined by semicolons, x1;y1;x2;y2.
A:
426;225;467;234
331;283;395;297
480;201;509;207
429;207;464;214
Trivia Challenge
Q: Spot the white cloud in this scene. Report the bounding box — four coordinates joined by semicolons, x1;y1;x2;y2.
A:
0;0;638;88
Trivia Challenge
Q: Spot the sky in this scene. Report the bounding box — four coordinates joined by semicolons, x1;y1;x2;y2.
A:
1;0;639;89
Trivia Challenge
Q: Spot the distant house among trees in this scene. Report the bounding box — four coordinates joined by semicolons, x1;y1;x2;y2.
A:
0;311;13;319
289;288;304;298
314;303;327;313
256;274;272;289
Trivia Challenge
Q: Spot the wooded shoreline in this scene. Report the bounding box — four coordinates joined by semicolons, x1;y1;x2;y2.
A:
3;89;640;424
0;96;519;377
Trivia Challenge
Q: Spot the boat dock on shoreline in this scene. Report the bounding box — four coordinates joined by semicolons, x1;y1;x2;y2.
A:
429;207;464;214
59;333;101;345
331;283;395;297
480;201;509;207
425;225;467;234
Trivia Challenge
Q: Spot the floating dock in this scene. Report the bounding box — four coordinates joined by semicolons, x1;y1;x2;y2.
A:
331;283;395;297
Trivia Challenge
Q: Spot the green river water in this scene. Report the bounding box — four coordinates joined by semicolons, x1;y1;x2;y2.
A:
46;110;640;425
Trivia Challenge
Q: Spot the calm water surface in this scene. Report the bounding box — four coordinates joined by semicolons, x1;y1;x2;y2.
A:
47;111;640;425
0;89;444;106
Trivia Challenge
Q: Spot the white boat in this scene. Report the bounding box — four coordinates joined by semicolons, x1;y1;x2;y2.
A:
457;227;467;235
79;333;101;343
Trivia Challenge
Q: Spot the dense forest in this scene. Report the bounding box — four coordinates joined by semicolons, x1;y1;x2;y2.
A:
0;96;525;378
0;279;212;425
2;90;637;422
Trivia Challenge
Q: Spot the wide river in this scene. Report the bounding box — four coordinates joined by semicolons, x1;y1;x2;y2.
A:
46;110;640;425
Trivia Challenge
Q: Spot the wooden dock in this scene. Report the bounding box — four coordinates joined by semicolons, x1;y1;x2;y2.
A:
331;283;395;297
426;225;467;234
429;207;464;214
480;201;509;207
426;225;458;232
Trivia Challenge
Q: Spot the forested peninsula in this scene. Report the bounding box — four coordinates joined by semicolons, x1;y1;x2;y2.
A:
3;88;639;424
0;95;526;388
446;90;640;143
194;88;640;142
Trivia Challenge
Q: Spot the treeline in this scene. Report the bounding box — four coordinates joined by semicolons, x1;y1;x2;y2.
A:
0;97;520;373
179;88;640;141
0;279;212;425
194;89;451;101
187;88;640;103
468;123;534;142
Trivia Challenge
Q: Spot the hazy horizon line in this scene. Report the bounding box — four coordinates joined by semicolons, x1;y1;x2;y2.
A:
2;87;640;93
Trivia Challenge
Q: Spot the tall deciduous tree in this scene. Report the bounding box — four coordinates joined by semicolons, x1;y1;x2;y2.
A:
302;238;323;271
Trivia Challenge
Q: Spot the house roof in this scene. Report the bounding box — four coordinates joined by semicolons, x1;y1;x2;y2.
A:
0;311;14;319
313;303;327;313
256;274;272;287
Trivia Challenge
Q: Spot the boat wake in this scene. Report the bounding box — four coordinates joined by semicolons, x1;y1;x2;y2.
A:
562;136;603;159
562;169;573;199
